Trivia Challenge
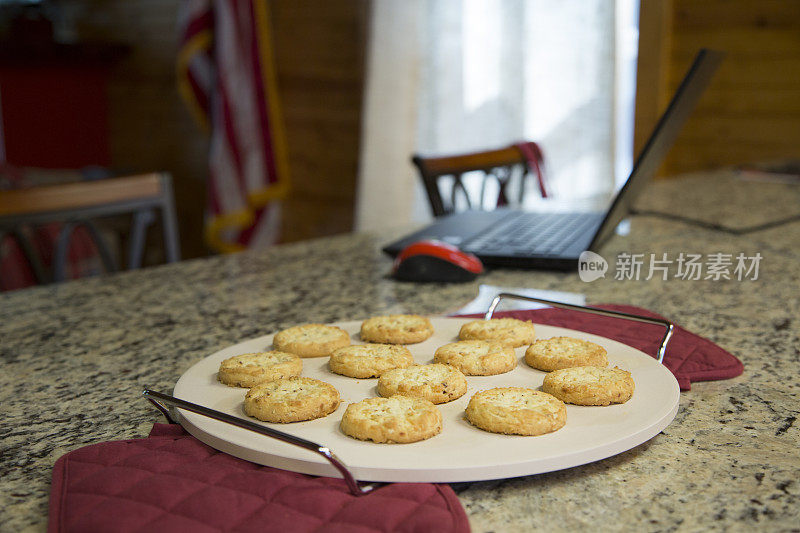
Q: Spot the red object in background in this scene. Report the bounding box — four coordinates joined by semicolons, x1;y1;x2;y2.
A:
0;216;105;292
0;42;126;169
0;44;126;290
0;64;110;168
0;233;37;290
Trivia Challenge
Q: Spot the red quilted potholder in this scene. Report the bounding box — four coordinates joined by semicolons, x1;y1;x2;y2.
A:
458;304;743;390
48;424;469;533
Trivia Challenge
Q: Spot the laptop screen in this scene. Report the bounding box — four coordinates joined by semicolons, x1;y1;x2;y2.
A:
589;48;725;250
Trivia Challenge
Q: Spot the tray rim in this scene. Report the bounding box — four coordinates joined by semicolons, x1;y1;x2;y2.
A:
173;317;681;483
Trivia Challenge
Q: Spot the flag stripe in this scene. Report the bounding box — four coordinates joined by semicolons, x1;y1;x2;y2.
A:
186;67;210;118
250;0;290;202
183;9;213;41
247;0;278;189
177;0;289;253
217;79;246;190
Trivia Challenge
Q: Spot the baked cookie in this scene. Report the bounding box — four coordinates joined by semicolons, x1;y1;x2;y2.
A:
458;318;536;347
340;396;442;444
541;366;635;406
329;344;415;378
244;377;340;423
217;351;303;388
273;323;350;358
377;363;467;404
465;387;567;436
434;340;516;376
360;314;434;344
524;336;608;371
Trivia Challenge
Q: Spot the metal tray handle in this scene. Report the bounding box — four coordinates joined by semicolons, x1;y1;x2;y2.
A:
484;292;674;364
142;295;671;495
142;389;375;496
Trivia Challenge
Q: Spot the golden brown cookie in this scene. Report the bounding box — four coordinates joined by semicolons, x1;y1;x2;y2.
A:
458;318;536;347
217;351;303;388
340;396;443;443
329;344;415;378
244;377;340;423
465;387;567;436
524;336;608;371
433;340;516;376
377;363;467;404
541;366;635;406
360;314;434;344
273;323;351;358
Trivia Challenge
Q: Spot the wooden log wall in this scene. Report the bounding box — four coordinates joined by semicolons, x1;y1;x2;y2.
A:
59;0;368;256
636;0;800;176
271;0;369;244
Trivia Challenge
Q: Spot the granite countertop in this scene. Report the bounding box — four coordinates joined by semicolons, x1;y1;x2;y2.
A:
1;170;799;531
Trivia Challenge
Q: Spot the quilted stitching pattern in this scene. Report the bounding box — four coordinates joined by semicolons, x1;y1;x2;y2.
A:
461;304;743;390
49;304;736;532
49;425;469;533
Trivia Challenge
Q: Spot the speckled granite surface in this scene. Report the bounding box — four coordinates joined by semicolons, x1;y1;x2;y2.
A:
1;171;798;532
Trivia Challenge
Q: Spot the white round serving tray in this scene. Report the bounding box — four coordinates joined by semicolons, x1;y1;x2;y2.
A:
173;317;680;483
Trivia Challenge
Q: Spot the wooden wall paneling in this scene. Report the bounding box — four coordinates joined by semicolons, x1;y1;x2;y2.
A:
634;0;674;160
662;0;800;175
59;0;369;254
671;0;800;30
269;0;369;244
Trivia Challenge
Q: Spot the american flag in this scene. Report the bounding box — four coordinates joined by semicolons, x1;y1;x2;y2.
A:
177;0;290;253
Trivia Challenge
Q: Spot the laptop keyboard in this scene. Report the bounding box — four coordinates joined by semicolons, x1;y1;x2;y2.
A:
461;211;600;256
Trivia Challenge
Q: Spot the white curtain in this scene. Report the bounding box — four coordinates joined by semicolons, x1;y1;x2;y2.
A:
356;0;638;232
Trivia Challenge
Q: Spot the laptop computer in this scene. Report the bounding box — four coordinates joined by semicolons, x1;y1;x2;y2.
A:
383;48;725;271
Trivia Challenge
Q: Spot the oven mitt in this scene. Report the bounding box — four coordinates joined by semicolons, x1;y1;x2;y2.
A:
48;423;469;533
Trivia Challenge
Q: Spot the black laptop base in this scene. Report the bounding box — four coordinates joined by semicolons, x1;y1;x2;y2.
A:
382;209;602;271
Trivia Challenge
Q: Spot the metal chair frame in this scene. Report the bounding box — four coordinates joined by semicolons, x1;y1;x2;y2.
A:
0;172;180;284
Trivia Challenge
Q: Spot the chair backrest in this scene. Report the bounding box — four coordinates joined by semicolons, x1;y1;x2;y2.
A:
0;172;180;286
411;142;547;217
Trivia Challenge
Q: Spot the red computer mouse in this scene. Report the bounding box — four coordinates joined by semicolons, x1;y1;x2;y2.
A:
392;240;484;283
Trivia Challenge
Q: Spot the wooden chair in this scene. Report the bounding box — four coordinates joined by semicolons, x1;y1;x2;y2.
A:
412;142;548;217
0;172;180;286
